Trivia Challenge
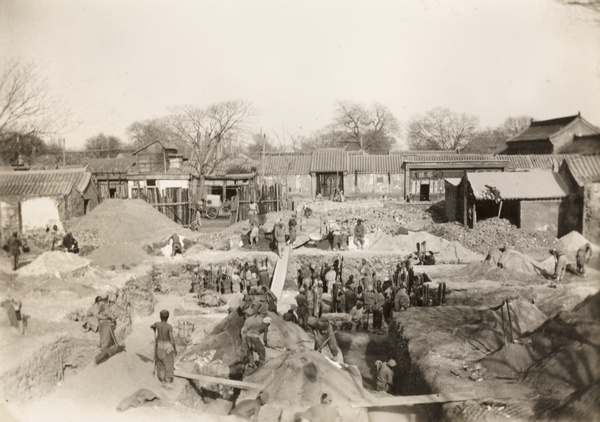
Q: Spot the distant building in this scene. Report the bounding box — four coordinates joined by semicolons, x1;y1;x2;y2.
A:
127;140;194;224
444;170;571;237
504;113;600;155
86;157;135;199
0;168;100;237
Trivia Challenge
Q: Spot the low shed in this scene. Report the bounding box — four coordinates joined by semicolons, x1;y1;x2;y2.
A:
0;168;100;237
445;170;569;236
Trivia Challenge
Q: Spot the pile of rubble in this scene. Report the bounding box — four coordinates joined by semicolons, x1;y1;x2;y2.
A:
429;218;559;255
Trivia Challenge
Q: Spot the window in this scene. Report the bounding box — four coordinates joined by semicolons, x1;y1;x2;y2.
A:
376;176;384;184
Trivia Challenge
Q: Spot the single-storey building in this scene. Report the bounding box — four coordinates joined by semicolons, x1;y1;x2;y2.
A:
403;154;509;202
204;155;257;201
86;157;135;199
259;152;313;198
559;155;600;243
0;168;100;237
504;113;600;155
445;170;570;237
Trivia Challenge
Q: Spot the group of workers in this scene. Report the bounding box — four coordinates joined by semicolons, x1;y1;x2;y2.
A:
190;259;275;296
549;242;593;283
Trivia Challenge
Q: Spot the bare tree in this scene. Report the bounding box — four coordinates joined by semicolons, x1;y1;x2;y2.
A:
501;115;532;139
0;58;68;139
333;101;399;152
168;100;254;190
127;117;174;149
407;107;480;151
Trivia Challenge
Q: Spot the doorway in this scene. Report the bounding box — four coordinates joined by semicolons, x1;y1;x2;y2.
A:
316;173;343;199
419;184;430;202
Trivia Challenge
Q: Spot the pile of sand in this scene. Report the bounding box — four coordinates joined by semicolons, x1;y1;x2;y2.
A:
370;231;483;263
176;311;313;378
559;231;591;252
70;199;194;245
242;351;373;421
455;298;547;354
18;251;90;277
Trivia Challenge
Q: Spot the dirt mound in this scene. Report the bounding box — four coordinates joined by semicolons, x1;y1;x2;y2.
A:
481;291;600;417
70;199;194;245
455;298;547;354
18;251;90;277
430;218;559;255
87;243;149;269
243;351;372;421
370;231;483;263
559;231;591;252
176;311;313;378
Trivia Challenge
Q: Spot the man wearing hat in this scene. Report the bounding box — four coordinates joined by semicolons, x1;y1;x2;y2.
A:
151;310;178;388
242;314;271;368
354;219;366;249
376;359;396;393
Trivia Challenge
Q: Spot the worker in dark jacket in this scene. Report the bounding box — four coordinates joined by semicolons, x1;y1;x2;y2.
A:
7;232;22;271
295;288;309;328
344;285;358;313
62;232;79;253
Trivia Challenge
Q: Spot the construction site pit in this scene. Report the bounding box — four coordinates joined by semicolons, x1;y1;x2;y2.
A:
1;199;599;422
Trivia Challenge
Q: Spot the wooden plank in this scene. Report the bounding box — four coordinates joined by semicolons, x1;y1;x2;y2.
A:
270;245;290;300
174;370;260;390
148;202;189;206
351;391;481;408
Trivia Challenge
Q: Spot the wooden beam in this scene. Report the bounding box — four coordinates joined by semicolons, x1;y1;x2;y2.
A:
351;391;480;408
174;370;261;390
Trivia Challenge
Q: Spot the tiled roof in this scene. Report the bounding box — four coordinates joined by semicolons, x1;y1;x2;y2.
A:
349;155;404;174
0;168;92;197
311;149;349;172
564;155;600;185
507;115;578;143
260;153;312;175
132;140;183;155
211;156;257;177
467;170;567;200
403;154;505;163
85;157;135;174
498;154;571;170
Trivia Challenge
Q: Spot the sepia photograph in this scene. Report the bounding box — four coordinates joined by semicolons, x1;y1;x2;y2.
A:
1;0;599;421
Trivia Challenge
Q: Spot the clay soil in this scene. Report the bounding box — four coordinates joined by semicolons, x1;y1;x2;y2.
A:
1;198;599;422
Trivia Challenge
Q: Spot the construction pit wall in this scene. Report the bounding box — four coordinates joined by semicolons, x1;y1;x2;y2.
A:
0;274;157;406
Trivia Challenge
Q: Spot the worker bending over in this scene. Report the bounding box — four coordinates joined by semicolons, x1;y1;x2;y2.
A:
376;359;396;393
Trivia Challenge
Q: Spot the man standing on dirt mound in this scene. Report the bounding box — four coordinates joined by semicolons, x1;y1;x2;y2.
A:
242;315;271;370
151;310;178;389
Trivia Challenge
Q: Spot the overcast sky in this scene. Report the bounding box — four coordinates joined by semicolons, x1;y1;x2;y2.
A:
1;0;599;149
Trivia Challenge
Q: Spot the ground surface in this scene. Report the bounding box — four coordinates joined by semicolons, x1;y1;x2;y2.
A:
1;198;599;422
